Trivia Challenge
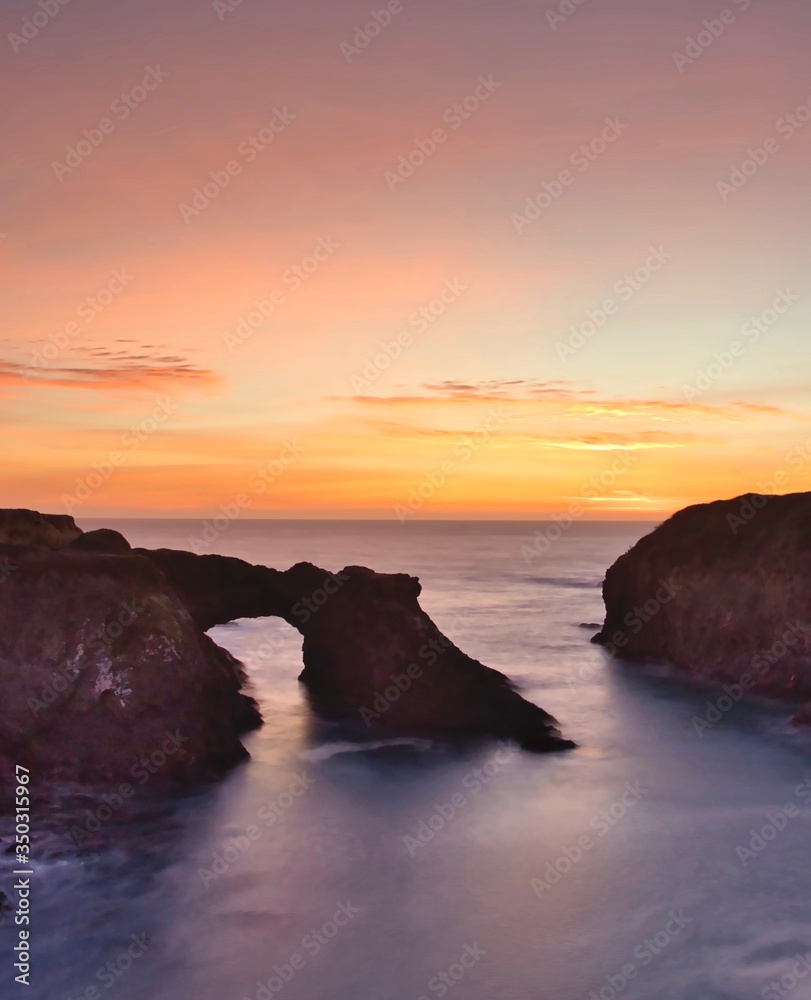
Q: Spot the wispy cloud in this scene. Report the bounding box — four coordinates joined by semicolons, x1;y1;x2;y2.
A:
356;417;695;451
422;379;593;400
342;381;802;424
0;354;218;391
532;435;688;451
567;400;794;422
340;379;591;406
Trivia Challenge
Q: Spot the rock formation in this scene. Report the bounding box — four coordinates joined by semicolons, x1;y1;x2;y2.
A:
594;492;811;701
0;536;260;799
143;552;574;751
70;527;132;555
0;510;573;801
0;508;82;549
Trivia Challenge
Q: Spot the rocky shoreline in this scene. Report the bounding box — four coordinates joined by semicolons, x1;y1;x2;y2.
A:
8;491;810;810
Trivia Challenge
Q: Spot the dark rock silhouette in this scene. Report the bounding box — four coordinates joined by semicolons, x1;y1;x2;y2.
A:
0;508;82;549
0;510;573;800
0;538;260;798
143;552;574;751
70;527;132;554
594;492;811;703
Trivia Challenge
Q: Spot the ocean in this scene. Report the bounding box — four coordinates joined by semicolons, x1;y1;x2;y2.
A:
7;519;811;1000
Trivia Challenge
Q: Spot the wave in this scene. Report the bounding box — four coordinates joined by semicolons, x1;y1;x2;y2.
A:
298;738;434;762
528;576;602;590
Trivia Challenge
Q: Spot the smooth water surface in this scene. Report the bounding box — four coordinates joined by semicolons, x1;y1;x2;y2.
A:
5;520;811;1000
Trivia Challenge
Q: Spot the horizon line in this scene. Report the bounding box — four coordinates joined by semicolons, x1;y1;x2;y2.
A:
75;515;666;522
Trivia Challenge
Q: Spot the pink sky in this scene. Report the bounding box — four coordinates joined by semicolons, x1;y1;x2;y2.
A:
2;0;810;517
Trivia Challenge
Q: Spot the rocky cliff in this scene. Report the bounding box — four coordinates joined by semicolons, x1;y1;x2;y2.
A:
0;538;260;795
594;492;811;699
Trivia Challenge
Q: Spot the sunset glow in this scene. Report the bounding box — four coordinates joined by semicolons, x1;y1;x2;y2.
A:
3;0;811;517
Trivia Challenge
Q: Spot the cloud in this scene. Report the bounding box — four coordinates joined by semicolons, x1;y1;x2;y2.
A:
421;379;593;400
566;400;794;422
357;417;693;450
531;434;688;451
0;354;218;392
343;381;801;424
341;379;591;405
332;379;807;457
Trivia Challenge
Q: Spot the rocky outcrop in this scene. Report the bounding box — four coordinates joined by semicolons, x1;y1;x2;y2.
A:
594;492;811;700
0;509;82;549
0;542;260;797
294;565;573;750
0;510;573;801
70;527;132;554
140;551;574;751
139;548;288;630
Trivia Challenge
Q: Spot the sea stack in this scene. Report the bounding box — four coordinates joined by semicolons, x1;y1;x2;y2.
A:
594;492;811;707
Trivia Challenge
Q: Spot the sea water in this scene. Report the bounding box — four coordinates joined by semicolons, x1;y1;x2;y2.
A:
5;520;811;1000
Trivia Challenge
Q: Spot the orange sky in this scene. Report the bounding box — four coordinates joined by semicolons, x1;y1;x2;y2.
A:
2;0;811;518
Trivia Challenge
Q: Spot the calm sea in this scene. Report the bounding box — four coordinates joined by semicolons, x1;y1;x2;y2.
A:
6;519;811;1000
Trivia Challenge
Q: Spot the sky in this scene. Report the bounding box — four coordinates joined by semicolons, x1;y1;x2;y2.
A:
2;0;811;519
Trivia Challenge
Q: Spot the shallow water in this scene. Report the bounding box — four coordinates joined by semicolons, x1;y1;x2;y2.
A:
5;520;811;1000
